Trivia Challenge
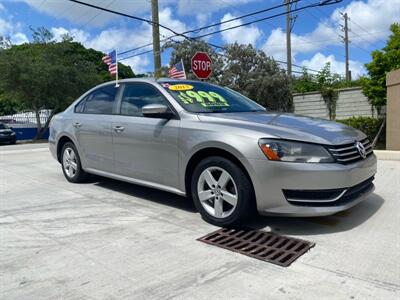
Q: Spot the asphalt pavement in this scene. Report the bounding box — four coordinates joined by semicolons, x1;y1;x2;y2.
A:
0;143;399;299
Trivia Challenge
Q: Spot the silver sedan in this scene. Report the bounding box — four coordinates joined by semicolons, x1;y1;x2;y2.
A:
49;78;377;226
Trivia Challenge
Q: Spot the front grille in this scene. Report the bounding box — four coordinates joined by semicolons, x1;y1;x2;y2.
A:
283;176;374;207
198;228;315;267
327;138;373;164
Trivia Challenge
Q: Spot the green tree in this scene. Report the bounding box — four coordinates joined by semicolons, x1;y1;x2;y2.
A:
220;43;292;112
0;36;134;139
292;68;320;93
316;63;341;120
360;23;400;110
0;97;25;115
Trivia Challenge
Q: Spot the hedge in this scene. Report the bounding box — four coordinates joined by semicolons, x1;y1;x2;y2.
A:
337;116;385;144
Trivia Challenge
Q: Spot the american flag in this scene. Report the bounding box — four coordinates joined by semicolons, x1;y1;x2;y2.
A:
102;50;117;75
168;59;186;79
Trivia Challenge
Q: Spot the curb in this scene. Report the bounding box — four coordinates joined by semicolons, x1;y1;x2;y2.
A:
374;150;400;161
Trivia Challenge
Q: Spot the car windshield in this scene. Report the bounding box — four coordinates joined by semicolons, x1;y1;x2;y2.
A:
159;81;265;113
0;123;8;129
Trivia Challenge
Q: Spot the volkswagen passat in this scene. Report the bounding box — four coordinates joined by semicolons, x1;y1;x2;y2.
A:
49;78;377;226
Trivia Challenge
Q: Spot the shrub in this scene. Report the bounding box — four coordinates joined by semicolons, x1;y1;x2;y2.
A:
337;116;385;144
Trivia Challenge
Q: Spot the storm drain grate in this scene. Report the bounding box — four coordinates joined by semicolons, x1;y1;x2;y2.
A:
198;228;315;267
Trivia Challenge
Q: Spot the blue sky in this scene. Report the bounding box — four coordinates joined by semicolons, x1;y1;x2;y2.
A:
1;0;399;77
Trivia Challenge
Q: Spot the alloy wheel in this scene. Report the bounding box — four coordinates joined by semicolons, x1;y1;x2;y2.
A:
63;147;78;178
197;166;238;219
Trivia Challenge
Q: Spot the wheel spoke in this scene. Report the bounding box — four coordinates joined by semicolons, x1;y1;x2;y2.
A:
214;198;223;217
65;150;71;160
198;190;214;202
70;150;76;160
203;169;217;187
221;190;237;206
217;170;230;188
69;161;77;171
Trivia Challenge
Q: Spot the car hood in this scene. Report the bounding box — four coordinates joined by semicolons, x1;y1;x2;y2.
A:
197;111;366;145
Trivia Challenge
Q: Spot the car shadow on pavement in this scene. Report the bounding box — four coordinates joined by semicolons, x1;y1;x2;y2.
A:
91;176;197;213
87;175;384;235
248;193;384;236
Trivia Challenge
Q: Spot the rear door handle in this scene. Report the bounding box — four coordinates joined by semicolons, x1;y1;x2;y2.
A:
73;122;82;128
113;125;125;132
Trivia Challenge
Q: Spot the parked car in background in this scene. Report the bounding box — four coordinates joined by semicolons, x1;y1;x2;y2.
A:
49;78;377;226
0;122;16;145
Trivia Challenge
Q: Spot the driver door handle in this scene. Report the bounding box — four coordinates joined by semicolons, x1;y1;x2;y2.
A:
113;125;125;133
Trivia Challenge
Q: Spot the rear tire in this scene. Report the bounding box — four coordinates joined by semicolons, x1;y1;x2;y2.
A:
61;142;88;183
191;156;255;227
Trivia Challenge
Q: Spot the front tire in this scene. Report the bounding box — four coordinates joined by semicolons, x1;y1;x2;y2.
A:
191;156;255;227
61;142;87;183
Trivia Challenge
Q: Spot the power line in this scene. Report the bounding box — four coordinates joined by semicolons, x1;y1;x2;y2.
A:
121;1;305;56
77;0;116;30
120;41;320;74
116;0;342;58
71;0;109;26
192;0;343;39
182;0;302;36
348;18;384;49
67;0;187;39
70;0;341;74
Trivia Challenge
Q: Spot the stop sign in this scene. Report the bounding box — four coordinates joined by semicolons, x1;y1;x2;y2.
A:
191;51;212;80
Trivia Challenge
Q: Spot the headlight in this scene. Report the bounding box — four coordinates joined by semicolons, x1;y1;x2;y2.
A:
10;132;15;135
258;139;334;163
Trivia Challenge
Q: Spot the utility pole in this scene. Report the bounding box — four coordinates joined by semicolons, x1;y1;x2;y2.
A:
285;0;292;77
341;12;350;81
151;0;161;78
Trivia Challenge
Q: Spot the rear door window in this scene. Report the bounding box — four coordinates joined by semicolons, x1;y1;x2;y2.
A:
81;85;118;114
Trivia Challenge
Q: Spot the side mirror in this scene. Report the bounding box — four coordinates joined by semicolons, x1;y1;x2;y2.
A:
142;104;174;119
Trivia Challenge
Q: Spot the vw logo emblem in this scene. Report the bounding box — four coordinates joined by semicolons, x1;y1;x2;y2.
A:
355;141;367;159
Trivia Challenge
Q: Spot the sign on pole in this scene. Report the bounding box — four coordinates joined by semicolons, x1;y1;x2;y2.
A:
191;51;212;80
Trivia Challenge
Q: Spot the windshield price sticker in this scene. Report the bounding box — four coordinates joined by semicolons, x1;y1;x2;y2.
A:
177;90;229;107
168;84;194;91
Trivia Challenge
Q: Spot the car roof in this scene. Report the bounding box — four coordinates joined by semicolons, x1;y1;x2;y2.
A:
99;77;208;86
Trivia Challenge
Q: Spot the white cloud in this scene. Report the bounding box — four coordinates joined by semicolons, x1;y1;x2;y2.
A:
122;56;150;74
176;0;260;16
300;53;365;78
51;27;90;44
158;7;187;40
10;32;28;44
220;13;261;45
262;0;400;62
20;0;150;27
262;22;339;60
331;0;400;45
0;17;28;45
0;17;13;36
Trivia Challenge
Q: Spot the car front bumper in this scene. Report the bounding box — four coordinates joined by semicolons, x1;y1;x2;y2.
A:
243;153;377;217
0;134;16;143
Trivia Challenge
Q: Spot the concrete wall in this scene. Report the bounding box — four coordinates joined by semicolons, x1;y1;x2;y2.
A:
293;87;377;120
386;69;400;150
